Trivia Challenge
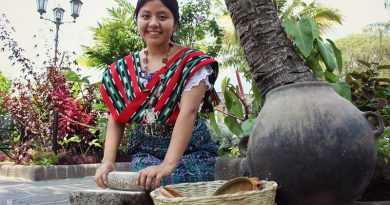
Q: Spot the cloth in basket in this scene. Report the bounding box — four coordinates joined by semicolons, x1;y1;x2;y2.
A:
150;179;277;205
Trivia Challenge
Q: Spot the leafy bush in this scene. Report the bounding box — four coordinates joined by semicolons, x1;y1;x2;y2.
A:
0;72;11;115
345;61;390;127
378;127;390;160
29;148;58;166
0;13;103;164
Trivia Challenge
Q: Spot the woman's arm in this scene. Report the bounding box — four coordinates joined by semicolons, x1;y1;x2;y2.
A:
94;114;126;188
137;81;208;190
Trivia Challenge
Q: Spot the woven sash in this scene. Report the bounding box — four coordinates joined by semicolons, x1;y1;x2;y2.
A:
100;47;219;124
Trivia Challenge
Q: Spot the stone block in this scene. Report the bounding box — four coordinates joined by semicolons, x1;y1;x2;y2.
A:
6;165;19;177
56;165;68;179
44;166;57;180
0;164;8;176
67;165;77;179
30;166;45;181
69;189;154;205
19;166;35;180
75;164;87;178
85;164;99;176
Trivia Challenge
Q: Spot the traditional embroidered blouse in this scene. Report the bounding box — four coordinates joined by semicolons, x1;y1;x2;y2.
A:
100;47;219;124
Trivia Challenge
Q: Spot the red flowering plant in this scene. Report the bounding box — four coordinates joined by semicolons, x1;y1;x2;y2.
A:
52;68;104;164
0;13;102;164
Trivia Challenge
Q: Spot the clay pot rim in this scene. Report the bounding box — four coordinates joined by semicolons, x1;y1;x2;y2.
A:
266;81;331;98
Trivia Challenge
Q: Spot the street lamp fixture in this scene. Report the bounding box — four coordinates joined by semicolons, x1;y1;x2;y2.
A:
70;0;83;21
36;0;83;23
36;0;48;16
35;0;83;155
53;7;65;23
35;0;83;65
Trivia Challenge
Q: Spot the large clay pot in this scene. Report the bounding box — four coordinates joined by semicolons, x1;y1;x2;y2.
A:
246;82;384;205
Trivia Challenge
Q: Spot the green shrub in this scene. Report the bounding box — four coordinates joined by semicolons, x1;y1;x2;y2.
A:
378;127;390;160
28;149;58;166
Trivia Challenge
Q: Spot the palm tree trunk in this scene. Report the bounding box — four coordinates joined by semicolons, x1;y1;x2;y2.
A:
224;0;317;96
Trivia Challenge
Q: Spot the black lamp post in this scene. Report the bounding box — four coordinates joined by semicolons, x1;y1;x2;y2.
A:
36;0;83;65
36;0;83;154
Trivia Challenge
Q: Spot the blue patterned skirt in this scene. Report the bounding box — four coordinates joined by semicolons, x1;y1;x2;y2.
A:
128;117;217;185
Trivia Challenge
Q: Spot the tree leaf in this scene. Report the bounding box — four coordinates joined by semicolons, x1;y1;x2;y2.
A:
81;76;91;84
61;70;80;82
241;118;255;136
92;103;108;111
307;52;324;79
228;92;244;119
222;78;244;119
209;112;222;138
356;60;371;68
348;71;365;79
327;39;343;74
377;65;390;70
283;17;314;57
317;38;337;72
223;87;234;112
325;70;339;83
332;82;352;101
375;78;390;83
250;80;263;114
224;116;243;136
307;16;320;39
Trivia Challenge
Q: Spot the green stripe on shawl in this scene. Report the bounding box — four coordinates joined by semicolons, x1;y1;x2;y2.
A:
102;70;126;113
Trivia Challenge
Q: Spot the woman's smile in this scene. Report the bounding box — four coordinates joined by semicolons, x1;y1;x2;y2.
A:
137;0;175;46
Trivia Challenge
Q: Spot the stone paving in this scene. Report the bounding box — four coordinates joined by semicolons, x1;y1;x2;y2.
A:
2;175;390;205
0;176;97;205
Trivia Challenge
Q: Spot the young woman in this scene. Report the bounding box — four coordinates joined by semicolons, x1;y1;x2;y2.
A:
94;0;219;191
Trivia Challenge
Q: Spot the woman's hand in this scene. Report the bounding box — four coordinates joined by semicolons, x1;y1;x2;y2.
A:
94;162;116;188
136;162;176;190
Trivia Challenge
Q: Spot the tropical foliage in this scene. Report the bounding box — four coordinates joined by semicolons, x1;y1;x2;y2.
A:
335;21;390;76
0;71;11;115
81;0;222;69
81;0;143;69
0;0;388;163
218;0;343;76
211;0;344;157
345;61;390;126
275;0;343;32
335;22;390;157
282;15;351;100
0;13;102;165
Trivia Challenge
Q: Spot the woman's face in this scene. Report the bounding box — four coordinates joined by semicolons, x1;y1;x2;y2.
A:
137;0;176;47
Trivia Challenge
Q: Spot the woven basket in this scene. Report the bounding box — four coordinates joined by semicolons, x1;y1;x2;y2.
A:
150;180;277;205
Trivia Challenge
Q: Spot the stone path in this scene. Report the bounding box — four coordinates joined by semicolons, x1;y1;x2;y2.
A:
0;176;97;205
1;169;390;205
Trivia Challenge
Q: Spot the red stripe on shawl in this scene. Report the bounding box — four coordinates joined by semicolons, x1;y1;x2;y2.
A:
116;91;148;123
144;48;190;93
139;48;190;124
153;50;199;113
186;58;217;85
100;82;119;120
167;59;218;123
125;55;142;94
166;106;180;124
130;48;189;124
110;62;129;105
155;51;217;123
